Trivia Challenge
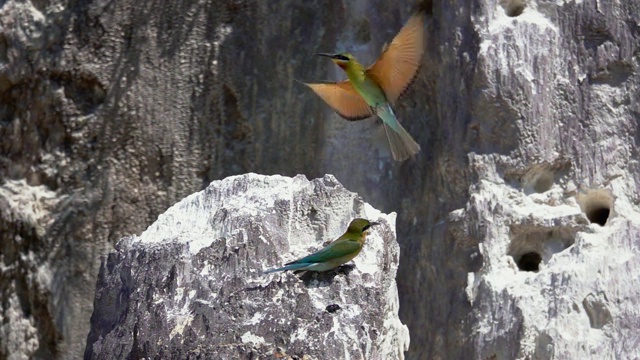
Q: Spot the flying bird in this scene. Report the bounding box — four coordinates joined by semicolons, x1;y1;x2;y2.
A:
303;13;425;161
263;218;380;273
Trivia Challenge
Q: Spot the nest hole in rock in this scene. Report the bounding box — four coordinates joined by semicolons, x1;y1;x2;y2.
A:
500;0;525;17
508;226;577;272
576;190;613;226
517;252;542;272
532;171;554;193
504;161;571;195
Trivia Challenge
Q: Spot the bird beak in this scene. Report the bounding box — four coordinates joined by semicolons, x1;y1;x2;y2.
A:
315;53;336;59
370;221;381;226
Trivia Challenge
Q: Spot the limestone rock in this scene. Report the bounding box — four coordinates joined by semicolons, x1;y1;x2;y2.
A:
2;0;640;358
398;0;640;359
0;1;383;358
84;174;409;359
396;0;640;357
456;154;640;358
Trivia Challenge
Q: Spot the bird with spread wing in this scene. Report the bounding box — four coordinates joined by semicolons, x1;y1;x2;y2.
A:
303;13;425;161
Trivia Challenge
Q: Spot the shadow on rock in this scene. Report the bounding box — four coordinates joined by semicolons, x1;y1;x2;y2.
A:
299;264;356;287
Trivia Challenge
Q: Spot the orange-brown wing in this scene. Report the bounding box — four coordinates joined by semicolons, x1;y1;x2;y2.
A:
366;13;424;103
305;82;373;121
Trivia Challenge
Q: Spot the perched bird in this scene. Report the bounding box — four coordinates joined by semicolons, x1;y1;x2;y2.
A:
303;13;425;161
263;218;380;274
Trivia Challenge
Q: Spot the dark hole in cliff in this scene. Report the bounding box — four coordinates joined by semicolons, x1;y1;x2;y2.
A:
508;225;577;273
517;252;541;272
501;0;525;17
576;190;613;227
50;72;106;114
587;207;610;226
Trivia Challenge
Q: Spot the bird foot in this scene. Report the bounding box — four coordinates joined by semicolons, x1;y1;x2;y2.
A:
336;263;356;275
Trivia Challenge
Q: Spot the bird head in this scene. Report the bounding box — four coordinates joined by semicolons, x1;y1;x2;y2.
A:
347;218;380;234
316;53;354;69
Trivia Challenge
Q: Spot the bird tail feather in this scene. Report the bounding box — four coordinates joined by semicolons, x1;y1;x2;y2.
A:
382;122;420;161
262;262;310;274
378;105;420;161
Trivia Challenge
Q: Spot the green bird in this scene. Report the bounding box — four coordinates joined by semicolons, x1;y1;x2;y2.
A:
263;218;380;273
304;13;424;161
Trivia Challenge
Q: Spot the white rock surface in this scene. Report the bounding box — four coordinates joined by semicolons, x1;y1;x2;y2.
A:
85;173;409;359
392;0;640;357
457;153;640;359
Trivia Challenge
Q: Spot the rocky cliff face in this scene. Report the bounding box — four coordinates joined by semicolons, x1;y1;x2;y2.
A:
424;0;640;357
1;0;639;358
0;1;345;358
84;174;409;359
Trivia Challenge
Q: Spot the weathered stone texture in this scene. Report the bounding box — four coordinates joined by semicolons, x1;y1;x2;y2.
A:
1;1;348;358
84;174;409;359
421;0;640;358
1;0;640;358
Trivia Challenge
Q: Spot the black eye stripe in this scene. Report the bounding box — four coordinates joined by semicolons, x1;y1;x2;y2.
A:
363;224;371;231
335;55;349;61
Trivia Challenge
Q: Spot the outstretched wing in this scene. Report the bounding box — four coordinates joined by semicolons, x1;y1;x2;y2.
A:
287;239;362;265
304;81;373;121
366;13;424;103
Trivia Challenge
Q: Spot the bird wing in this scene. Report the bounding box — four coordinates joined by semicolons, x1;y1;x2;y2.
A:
287;239;362;265
304;81;373;121
365;13;424;103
